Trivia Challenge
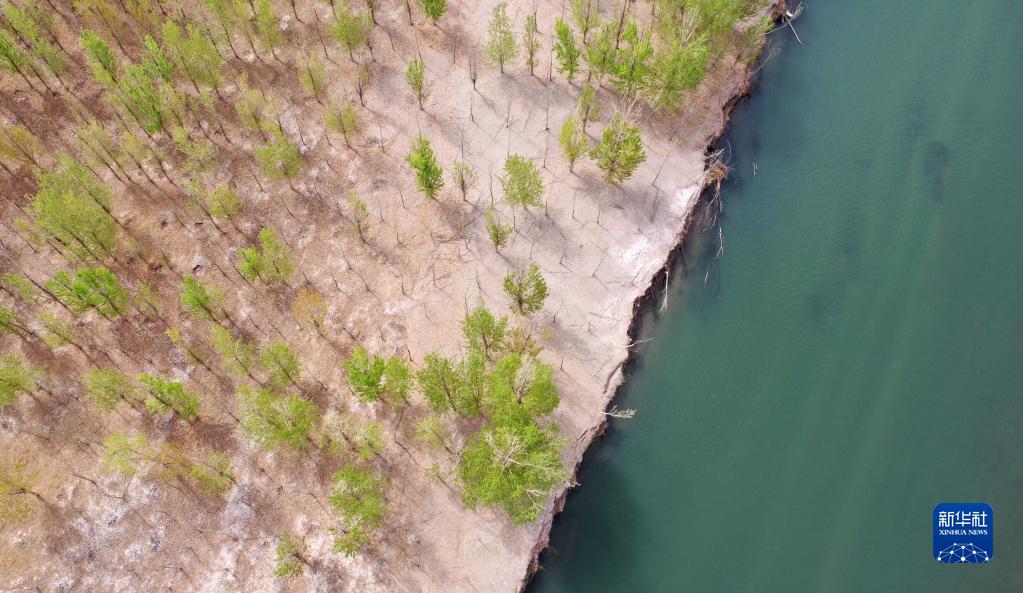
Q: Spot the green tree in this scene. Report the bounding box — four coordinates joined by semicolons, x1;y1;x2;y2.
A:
585;19;619;82
643;37;709;110
558;115;588;172
274;532;309;579
591;112;646;183
47;268;129;318
238;227;294;285
382;356;412;404
0;124;43;170
100;431;152;476
458;418;564;523
451;160;478;201
80;29;118;85
1;273;41;303
576;83;600;131
0;29;43;94
138;374;200;422
485;207;513;251
161;20;222;96
318;409;385;460
0;461;41;522
38;312;74;349
462;303;508;360
503;263;548;316
0;355;43;408
211;326;258;378
31;156;117;262
255;133;302;182
254;0;283;56
417;0;446;24
416;353;481;416
552;19;581;81
329;3;368;62
483;2;518;73
570;0;599;43
298;53;325;99
179;275;225;321
344;346;385;403
486;353;559;420
522;13;540;75
406;135;444;199
610;21;654;97
188;451;234;496
238;386;319;450
196;182;243;219
325;100;359;148
328;466;387;556
405;56;428;109
501;154;544;208
349;189;370;242
84;368;140;412
259;339;301;389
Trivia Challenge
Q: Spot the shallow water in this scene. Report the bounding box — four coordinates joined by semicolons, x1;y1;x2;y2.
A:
529;0;1023;591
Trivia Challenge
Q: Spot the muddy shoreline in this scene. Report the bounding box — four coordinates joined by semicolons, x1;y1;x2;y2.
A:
518;3;787;588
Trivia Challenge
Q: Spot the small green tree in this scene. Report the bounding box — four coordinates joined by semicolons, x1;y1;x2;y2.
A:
610;21;654;97
522;13;540;75
254;0;283;57
188;451;234;496
298;53;326;99
0;355;43;408
0;461;41;522
100;431;152;476
1;273;41;303
558;115;588;172
552;19;581;81
31;156;117;262
274;532;309;579
38;313;73;348
643;37;709;110
238;386;319;450
591;112;646;183
406;136;444;199
570;0;599;43
483;2;518;73
485;207;513;251
238;227;294;285
325;100;359;148
405;56;428;110
138;374;200;422
487;353;559;419
503;263;548;316
585;19;619;82
259;339;301;389
179;275;225;321
317;409;385;460
501;154;544;208
199;183;243;220
344;346;385;403
417;0;446;24
211;326;258;378
348;190;370;242
382;356;412;404
47;268;130;318
328;466;387;556
451;160;478;201
577;83;600;132
255;133;302;182
458;419;564;523
416;353;480;416
329;4;368;62
462;303;508;360
83;368;140;412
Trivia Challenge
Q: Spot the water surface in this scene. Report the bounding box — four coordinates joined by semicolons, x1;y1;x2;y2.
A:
530;0;1023;590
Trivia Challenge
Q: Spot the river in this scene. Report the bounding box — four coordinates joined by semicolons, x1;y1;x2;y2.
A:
528;0;1023;591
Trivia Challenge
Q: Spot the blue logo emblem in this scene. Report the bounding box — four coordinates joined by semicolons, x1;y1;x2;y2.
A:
933;503;993;563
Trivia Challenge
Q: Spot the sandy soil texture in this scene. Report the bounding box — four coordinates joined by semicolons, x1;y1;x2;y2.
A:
0;1;776;591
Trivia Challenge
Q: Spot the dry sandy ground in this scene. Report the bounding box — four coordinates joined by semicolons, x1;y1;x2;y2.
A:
0;1;774;591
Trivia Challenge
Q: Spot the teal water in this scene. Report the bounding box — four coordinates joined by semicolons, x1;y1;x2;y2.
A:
529;1;1023;591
